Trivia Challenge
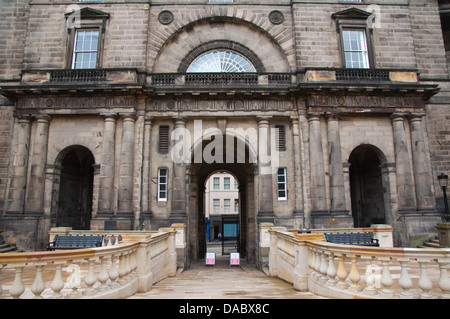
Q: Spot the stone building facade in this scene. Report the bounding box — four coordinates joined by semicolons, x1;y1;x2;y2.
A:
0;0;449;264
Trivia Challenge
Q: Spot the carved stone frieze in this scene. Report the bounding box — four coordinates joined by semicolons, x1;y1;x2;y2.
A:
147;99;294;112
307;95;424;110
17;96;137;110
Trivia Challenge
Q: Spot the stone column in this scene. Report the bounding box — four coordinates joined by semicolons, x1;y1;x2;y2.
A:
290;116;304;220
408;114;435;211
97;114;118;216
6;116;32;215
171;117;187;219
257;117;274;217
117;114;136;216
326;113;347;214
308;113;327;212
391;114;416;211
141;116;153;223
25;115;51;215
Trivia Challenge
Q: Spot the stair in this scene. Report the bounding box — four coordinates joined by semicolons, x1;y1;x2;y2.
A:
0;228;17;253
418;235;440;248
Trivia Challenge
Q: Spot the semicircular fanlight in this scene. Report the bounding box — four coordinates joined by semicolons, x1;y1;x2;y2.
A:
187;50;257;73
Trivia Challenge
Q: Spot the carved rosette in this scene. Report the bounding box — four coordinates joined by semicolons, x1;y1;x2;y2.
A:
269;10;284;25
158;10;174;25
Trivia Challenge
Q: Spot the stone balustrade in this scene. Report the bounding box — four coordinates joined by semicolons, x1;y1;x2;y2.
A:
0;227;179;299
268;227;450;299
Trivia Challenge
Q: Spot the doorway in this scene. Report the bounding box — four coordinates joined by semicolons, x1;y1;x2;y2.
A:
56;146;95;230
188;133;256;264
349;144;386;227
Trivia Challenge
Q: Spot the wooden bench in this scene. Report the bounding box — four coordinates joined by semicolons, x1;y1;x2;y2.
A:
324;232;379;247
47;235;103;251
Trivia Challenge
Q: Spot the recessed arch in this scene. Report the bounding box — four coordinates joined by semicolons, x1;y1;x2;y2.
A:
188;131;257;264
152;17;291;73
54;145;95;230
349;144;387;227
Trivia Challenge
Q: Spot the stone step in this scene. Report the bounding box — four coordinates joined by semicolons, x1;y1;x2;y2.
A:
0;243;17;253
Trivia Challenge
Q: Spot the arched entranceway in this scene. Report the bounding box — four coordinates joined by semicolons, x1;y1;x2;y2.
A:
349;144;387;227
55;146;95;230
188;133;256;264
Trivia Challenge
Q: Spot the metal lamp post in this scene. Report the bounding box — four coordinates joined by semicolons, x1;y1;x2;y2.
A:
437;173;449;222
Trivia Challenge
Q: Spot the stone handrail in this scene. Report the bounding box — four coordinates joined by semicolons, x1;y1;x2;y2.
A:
268;228;450;299
0;228;178;299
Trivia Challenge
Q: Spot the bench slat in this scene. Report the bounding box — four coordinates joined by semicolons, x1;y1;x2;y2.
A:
324;232;379;247
47;235;103;251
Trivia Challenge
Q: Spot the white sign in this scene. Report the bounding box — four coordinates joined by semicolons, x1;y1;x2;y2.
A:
230;252;240;266
206;252;215;266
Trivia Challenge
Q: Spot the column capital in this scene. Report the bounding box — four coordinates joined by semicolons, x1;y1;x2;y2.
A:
35;114;52;124
100;113;119;121
325;112;340;122
390;113;406;122
256;116;272;125
120;113;137;122
307;112;323;122
408;112;426;122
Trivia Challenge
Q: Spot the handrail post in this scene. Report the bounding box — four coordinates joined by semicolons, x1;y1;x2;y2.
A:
398;258;414;299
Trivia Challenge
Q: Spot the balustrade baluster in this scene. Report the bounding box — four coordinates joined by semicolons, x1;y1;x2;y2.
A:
398;258;414;299
309;248;317;277
0;264;3;296
50;262;66;299
314;250;321;278
336;254;348;289
124;252;131;281
9;263;26;299
31;262;47;299
348;255;361;292
129;249;137;278
319;250;328;283
67;260;82;299
98;255;110;291
118;253;127;284
436;259;450;299
109;254;120;288
83;258;97;296
417;259;434;299
362;257;377;296
326;252;337;286
379;257;394;298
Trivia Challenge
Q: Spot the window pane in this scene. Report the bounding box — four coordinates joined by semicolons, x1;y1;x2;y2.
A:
342;30;369;69
158;169;168;201
213;177;220;190
277;168;287;200
72;30;99;69
224;177;230;190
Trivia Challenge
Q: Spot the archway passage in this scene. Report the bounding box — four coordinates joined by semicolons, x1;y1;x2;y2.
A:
189;134;256;264
349;145;386;227
56;146;95;230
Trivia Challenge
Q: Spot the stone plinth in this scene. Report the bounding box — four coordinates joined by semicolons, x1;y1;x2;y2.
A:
436;223;450;247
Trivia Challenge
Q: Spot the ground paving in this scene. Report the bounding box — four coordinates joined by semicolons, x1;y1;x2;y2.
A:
129;254;325;299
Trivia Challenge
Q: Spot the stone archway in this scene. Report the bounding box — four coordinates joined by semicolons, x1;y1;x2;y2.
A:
349;144;387;227
55;145;95;230
188;132;257;264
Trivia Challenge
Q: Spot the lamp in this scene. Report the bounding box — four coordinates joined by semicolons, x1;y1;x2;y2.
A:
437;173;449;222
